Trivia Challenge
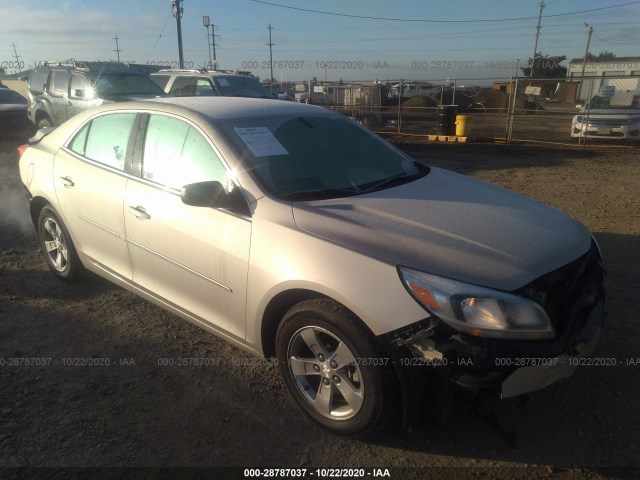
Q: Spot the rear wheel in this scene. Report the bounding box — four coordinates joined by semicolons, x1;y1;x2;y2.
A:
276;299;398;436
37;205;83;281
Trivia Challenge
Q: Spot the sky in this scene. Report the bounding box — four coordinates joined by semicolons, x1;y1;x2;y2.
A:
1;0;640;83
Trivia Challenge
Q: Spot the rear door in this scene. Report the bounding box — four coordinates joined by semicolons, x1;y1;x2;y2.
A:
54;112;139;279
124;113;251;338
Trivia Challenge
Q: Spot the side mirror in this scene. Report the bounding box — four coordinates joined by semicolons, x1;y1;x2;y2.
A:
73;89;86;98
181;181;248;214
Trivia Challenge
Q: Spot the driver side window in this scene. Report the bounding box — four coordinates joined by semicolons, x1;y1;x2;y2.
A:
70;73;91;99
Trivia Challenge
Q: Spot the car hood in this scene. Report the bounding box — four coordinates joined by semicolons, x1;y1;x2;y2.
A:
576;108;640;117
101;94;166;102
0;104;27;112
292;167;591;291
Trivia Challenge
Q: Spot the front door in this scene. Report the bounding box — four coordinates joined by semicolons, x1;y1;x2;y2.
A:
124;114;251;338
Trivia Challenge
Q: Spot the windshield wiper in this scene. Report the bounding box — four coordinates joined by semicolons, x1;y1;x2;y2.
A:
359;172;425;194
280;188;358;201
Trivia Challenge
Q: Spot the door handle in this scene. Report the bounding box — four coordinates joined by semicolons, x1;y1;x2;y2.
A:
59;176;75;188
128;205;151;220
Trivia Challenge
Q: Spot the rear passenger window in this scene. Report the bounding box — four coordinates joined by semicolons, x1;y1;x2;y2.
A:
150;74;170;90
68;123;90;156
170;77;197;97
69;113;136;170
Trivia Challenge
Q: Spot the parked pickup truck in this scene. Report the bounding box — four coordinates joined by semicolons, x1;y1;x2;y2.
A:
27;61;166;128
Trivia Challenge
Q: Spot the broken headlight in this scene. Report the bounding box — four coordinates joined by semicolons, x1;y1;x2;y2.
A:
398;267;554;340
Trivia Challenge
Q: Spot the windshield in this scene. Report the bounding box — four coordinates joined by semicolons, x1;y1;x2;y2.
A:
587;93;640;110
213;76;273;98
221;114;427;200
89;72;165;96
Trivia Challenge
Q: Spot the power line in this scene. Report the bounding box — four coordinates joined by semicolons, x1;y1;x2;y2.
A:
152;12;172;50
249;0;640;23
592;31;640;45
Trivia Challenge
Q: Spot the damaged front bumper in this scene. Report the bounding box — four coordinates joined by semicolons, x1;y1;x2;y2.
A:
381;243;605;427
499;328;600;398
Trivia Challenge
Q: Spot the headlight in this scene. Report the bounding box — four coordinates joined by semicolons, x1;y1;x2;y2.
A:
398;267;554;340
575;116;583;123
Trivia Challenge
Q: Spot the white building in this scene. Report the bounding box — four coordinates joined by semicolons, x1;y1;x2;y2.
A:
567;57;640;101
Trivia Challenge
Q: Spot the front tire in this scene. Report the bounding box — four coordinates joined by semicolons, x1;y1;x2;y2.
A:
37;205;83;281
276;299;398;436
37;115;53;129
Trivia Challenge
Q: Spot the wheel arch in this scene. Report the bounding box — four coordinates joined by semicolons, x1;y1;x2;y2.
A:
29;195;51;226
33;102;54;126
260;288;328;359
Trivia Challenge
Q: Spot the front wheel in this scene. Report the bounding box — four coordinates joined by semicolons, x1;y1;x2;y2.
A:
37;115;53;129
276;299;398;436
37;205;83;281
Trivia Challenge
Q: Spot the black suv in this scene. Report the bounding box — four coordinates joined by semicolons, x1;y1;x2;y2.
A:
27;61;166;128
150;69;276;99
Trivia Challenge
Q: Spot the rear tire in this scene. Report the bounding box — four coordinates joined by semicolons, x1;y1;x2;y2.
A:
276;298;398;437
37;205;83;281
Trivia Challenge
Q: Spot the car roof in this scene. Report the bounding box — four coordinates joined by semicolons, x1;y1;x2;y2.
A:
152;69;251;78
110;96;334;121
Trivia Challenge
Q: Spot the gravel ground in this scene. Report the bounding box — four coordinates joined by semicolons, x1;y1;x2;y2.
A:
1;124;639;479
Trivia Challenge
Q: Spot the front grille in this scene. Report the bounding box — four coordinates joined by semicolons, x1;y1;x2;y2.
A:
586;118;628;127
518;243;604;339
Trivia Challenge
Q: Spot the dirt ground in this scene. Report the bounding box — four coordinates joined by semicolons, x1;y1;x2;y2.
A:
1;124;639;479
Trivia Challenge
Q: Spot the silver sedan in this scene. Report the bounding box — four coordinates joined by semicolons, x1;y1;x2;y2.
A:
18;97;605;436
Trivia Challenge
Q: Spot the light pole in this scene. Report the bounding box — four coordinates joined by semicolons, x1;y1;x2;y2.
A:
203;16;212;69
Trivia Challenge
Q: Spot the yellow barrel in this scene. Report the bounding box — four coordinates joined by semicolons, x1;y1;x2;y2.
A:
455;115;473;136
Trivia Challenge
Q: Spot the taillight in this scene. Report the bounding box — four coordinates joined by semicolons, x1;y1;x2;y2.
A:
17;144;29;158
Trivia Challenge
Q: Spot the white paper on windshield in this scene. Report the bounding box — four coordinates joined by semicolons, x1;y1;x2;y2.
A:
217;78;231;87
234;127;289;157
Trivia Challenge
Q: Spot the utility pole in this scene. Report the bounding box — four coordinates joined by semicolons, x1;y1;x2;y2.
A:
267;24;275;92
530;0;545;78
11;43;21;66
580;24;593;78
172;0;184;69
580;23;593;102
113;35;122;62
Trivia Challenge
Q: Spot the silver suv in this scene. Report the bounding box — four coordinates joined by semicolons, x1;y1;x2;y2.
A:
150;69;275;99
27;61;166;128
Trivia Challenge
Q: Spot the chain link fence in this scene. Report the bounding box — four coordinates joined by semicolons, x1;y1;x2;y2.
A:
275;75;640;148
